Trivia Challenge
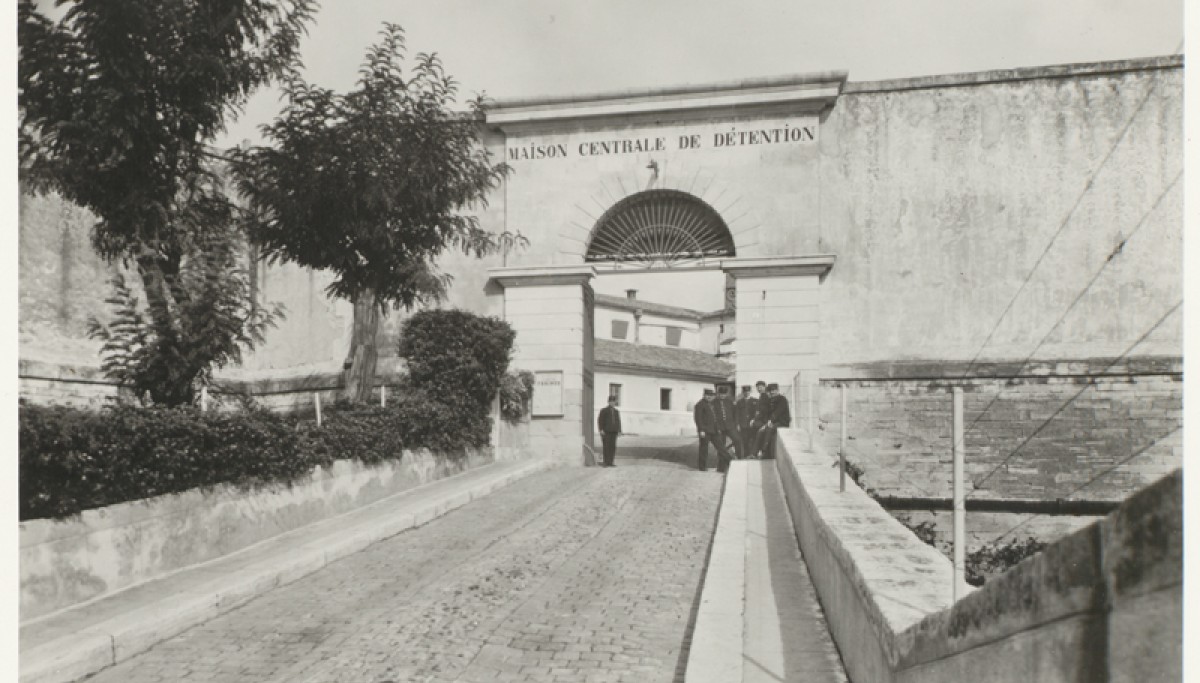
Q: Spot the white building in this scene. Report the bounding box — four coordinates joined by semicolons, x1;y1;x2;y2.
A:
593;290;734;435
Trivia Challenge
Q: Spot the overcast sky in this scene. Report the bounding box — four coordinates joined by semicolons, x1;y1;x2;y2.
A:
216;0;1183;146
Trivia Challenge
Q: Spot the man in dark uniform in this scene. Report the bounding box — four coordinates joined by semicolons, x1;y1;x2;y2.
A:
693;389;730;472
715;386;737;468
733;385;757;460
748;381;770;458
753;383;791;459
597;395;622;467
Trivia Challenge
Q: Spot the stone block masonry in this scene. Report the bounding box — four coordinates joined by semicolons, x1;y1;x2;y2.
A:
815;357;1181;503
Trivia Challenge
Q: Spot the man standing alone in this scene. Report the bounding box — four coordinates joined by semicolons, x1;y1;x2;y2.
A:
597;395;622;467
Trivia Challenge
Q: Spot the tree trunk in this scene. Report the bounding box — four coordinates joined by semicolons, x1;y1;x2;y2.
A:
343;287;382;404
136;251;197;406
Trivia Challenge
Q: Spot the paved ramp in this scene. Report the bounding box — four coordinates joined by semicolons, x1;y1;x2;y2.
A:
81;462;723;683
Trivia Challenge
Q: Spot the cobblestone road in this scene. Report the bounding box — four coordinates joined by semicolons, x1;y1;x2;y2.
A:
87;454;722;683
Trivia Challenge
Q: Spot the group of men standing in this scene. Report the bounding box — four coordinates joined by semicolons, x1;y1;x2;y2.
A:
593;381;791;471
693;381;791;473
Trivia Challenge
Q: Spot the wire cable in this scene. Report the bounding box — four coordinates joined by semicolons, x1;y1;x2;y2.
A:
982;424;1181;545
967;300;1181;497
958;77;1164;381
963;170;1182;437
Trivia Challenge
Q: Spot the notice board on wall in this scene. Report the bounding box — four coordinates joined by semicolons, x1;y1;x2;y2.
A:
532;371;564;417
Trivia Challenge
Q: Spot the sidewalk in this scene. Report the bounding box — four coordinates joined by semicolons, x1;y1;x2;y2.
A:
685;459;847;683
20;458;554;683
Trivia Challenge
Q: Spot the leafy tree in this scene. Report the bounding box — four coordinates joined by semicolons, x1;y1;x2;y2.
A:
19;0;315;404
232;24;520;403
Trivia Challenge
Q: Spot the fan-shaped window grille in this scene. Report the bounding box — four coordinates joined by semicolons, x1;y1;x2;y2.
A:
585;190;734;268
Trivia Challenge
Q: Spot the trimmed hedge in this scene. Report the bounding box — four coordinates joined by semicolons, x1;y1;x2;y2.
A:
19;395;495;521
21;309;518;521
20;404;312;521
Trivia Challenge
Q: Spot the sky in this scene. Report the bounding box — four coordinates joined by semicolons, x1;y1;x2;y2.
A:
217;0;1184;147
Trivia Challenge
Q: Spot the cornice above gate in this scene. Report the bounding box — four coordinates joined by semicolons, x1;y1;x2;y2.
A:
485;71;847;133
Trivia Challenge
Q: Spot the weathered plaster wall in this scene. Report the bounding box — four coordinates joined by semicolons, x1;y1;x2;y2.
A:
20;447;498;621
19;193;119;367
498;113;823;267
593;369;709;436
818;58;1183;367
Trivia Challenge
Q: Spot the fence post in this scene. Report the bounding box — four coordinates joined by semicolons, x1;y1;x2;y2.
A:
314;392;323;428
806;382;815;451
200;386;209;413
952;386;965;601
840;384;847;493
380;384;387;408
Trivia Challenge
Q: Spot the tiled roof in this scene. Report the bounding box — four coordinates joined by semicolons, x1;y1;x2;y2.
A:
593;294;703;321
594;338;734;380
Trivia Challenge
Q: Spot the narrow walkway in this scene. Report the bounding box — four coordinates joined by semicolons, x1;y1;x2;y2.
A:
743;461;847;682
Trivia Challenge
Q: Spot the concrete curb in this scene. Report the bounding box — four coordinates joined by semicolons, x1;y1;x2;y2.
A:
684;462;747;683
20;459;554;683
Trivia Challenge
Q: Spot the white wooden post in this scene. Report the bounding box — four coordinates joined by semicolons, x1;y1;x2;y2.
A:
380;385;387;408
952;387;965;601
840;384;847;493
806;382;815;450
314;392;323;428
200;386;209;413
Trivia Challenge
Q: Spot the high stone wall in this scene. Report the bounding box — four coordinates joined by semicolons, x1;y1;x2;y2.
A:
817;58;1183;367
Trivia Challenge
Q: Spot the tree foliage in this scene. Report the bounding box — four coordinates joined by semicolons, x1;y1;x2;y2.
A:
86;221;281;406
233;23;517;309
19;0;314;405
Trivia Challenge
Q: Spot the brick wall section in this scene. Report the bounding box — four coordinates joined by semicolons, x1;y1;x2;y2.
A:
814;357;1183;502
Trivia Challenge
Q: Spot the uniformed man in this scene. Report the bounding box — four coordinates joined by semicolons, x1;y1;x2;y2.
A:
596;395;622;467
733;385;757;459
748;380;770;458
693;388;730;472
753;383;792;459
715;385;737;468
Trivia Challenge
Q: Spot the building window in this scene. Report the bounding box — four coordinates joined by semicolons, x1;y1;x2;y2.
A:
660;388;672;410
665;326;682;346
608;383;622;406
611;319;629;340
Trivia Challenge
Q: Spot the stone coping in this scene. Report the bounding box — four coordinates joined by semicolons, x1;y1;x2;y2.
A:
843;54;1181;95
822;355;1182;381
774;427;1182;682
892;469;1181;680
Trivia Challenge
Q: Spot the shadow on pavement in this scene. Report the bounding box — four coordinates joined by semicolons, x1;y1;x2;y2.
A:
595;435;697;469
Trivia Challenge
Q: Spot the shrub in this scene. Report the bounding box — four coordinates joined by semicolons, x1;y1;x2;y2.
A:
398;309;516;414
965;537;1047;586
21;309;519;520
499;370;534;423
19;404;308;521
298;404;405;467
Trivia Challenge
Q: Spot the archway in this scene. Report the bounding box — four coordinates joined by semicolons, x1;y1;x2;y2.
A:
585;190;735;268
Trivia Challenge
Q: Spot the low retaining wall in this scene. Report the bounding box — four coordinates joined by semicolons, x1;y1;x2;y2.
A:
775;428;1182;683
21;447;496;622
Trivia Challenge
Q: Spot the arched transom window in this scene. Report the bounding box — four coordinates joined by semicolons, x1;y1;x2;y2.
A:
585;190;735;268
